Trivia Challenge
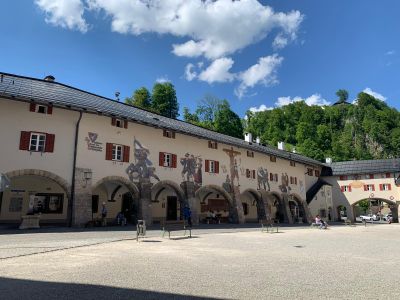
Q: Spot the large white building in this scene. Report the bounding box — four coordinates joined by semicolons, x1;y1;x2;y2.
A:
0;72;399;227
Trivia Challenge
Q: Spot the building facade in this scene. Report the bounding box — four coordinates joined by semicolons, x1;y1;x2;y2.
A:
0;72;399;227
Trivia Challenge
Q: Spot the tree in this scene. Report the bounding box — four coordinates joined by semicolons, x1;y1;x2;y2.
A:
336;89;349;103
125;87;151;109
357;200;370;214
151;82;179;118
214;105;244;139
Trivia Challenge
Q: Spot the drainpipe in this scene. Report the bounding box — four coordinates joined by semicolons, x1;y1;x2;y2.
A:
68;111;83;227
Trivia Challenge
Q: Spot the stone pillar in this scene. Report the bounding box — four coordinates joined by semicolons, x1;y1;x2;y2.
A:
281;193;294;224
301;199;313;224
138;178;153;226
181;181;199;225
232;186;245;224
259;190;271;221
391;203;399;223
72;168;93;227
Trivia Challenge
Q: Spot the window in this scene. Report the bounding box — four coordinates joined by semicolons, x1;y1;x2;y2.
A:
341;186;352;192
247;151;254;158
307;168;313;176
159;152;177;168
111;117;128;129
290;161;296;167
242;203;249;215
315;170;320;177
29;133;46;152
270;156;277;162
33;193;64;214
339;175;348;180
385;173;391;178
112;144;123;161
270;173;274;181
9;197;23;212
366;174;374;179
163;129;175;139
246;169;256;179
364;184;375;192
208;141;218;149
205;160;219;173
290;176;298;185
274;173;278;182
29;103;52;114
105;143;130;162
19;131;55;153
380;184;392;191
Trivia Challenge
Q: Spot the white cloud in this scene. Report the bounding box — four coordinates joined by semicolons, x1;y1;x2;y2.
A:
275;94;330;107
35;0;88;33
235;54;283;98
249;104;273;113
385;50;395;55
41;0;303;60
363;88;386;101
155;76;170;83
198;57;235;84
184;63;197;81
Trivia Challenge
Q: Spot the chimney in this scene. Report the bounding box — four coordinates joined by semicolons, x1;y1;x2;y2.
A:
44;75;55;82
292;148;297;153
278;141;285;150
256;137;261;144
244;133;252;143
325;157;332;164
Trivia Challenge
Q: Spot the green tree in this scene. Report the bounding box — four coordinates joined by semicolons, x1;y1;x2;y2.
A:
336;89;349;103
357;200;370;214
214;105;244;139
125;87;151;109
151;82;179;118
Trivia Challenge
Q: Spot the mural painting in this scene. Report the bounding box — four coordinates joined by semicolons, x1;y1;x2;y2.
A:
223;147;241;189
257;167;270;191
180;153;203;186
126;138;160;182
279;173;290;193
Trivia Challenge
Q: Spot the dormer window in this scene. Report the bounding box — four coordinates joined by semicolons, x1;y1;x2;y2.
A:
208;141;218;149
111;117;128;129
163;129;175;139
29;103;52;114
247;151;254;158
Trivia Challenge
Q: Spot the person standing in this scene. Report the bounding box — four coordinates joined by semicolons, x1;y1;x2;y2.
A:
183;205;192;227
101;202;108;227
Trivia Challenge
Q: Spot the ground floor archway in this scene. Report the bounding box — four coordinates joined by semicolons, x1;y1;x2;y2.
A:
1;169;70;224
269;193;288;223
289;195;308;223
351;198;398;223
92;176;140;224
240;189;266;222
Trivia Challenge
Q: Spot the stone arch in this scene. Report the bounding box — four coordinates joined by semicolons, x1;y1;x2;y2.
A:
151;180;186;204
93;176;139;199
5;169;71;200
240;188;266;221
264;191;290;223
351;198;398;223
195;185;243;223
289;193;311;223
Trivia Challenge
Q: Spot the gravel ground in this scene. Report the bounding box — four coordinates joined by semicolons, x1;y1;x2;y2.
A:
0;224;399;299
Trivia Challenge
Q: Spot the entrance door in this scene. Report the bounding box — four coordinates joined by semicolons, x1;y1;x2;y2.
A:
122;193;136;224
167;196;178;220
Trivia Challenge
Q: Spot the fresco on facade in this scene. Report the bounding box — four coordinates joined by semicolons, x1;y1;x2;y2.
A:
223;175;233;193
279;173;290;193
299;180;305;194
257;167;270;191
126;138;160;182
221;164;228;174
223;147;241;188
180;153;202;186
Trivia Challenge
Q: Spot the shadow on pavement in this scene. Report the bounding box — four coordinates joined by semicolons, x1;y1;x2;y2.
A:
0;277;218;300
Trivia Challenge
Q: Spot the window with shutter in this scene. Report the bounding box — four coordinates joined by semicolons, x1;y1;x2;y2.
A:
29;103;36;112
215;161;219;174
252;170;256;179
269;173;273;181
29;132;46;152
45;134;55;152
105;143;113;160
172;154;177;168
123;146;130;162
205;160;210;172
159;152;165;166
19;131;31;151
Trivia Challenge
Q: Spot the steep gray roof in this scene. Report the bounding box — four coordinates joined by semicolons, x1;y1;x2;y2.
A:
0;72;325;166
329;159;400;176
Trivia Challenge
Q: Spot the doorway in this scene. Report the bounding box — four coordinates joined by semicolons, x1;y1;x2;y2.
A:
167;196;178;220
122;193;136;224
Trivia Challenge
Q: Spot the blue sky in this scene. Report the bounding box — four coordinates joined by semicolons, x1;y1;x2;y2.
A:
1;0;399;117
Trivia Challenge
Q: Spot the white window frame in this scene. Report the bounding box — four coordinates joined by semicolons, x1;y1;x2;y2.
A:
343;186;350;192
29;132;46;152
382;184;390;191
366;184;374;191
115;119;123;128
209;141;218;149
209;160;216;173
163;130;174;138
164;153;172;167
112;144;123;161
